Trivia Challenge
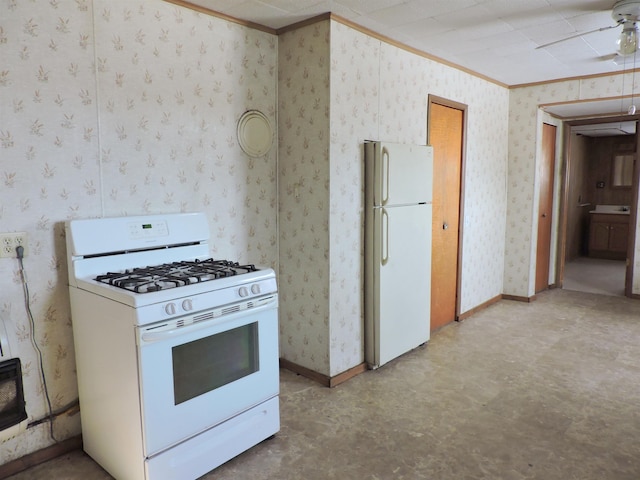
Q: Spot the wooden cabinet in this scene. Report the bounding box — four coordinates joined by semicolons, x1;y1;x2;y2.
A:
608;222;629;252
588;214;629;259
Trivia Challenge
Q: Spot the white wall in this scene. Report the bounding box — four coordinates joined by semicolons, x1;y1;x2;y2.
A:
1;0;548;464
278;19;510;378
0;0;277;462
330;23;509;374
506;76;640;297
278;21;332;374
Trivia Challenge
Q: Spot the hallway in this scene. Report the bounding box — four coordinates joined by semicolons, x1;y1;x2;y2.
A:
7;289;640;480
563;256;626;297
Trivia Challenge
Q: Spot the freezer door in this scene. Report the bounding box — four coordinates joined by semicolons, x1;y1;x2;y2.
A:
367;142;433;207
366;203;431;368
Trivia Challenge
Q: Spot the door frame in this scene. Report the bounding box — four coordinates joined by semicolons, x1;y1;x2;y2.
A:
556;115;639;297
427;94;468;320
536;123;557;293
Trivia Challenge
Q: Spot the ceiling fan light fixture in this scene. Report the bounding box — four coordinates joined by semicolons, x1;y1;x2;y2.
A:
617;22;639;55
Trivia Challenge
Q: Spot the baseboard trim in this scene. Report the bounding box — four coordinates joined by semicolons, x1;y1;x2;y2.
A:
0;434;82;479
457;294;502;321
327;363;368;388
279;359;367;388
502;294;537;303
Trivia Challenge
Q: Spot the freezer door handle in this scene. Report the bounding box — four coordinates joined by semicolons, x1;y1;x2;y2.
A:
381;146;390;205
381;208;389;265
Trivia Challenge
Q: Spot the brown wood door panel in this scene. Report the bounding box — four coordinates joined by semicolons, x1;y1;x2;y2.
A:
609;223;629;252
429;102;463;331
535;123;556;293
589;222;610;251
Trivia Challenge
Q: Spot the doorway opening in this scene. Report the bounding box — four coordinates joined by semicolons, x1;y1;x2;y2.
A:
558;117;638;297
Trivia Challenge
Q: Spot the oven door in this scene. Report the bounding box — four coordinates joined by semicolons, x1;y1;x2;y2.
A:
136;295;279;457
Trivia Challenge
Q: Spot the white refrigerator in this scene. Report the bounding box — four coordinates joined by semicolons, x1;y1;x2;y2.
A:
364;141;433;368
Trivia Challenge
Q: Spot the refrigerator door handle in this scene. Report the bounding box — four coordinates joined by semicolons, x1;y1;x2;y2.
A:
381;146;390;205
381;208;389;265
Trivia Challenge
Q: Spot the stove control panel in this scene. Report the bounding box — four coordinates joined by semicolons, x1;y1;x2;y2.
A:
156;275;278;321
127;219;169;239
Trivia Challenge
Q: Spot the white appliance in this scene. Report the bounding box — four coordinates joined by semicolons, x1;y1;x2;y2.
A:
364;141;433;368
65;212;279;480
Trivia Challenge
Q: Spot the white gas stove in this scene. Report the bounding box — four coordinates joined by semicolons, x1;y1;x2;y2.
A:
66;212;279;480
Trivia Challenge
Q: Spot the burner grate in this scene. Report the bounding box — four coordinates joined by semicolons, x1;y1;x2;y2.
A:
95;259;258;293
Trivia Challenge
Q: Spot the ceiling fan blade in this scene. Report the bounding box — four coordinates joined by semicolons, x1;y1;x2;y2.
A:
536;24;620;50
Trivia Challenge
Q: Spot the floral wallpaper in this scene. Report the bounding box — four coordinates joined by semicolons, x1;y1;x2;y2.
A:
278;22;331;374
328;24;379;375
0;0;277;463
0;0;99;463
4;0;631;468
279;19;509;378
506;73;640;297
336;25;509;364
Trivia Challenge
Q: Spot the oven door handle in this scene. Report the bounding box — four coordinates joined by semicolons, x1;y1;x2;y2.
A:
140;320;232;343
141;327;193;343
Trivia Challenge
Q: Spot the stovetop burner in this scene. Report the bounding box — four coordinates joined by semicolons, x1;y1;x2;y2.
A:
95;259;259;294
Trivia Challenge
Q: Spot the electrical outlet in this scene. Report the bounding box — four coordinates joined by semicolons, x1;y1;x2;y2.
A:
0;232;28;258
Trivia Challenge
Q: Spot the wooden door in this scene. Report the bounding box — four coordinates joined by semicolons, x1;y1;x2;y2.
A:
429;101;463;332
535;123;556;293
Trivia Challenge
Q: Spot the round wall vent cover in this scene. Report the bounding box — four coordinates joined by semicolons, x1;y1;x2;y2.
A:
237;110;273;157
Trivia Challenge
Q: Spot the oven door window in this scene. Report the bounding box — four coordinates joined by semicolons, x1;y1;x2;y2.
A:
172;322;259;405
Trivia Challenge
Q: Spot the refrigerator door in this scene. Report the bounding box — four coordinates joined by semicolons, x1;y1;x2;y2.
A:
365;203;432;368
366;142;432;207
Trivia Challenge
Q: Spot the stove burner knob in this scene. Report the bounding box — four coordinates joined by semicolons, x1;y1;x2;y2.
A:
238;286;249;298
182;299;193;311
165;303;176;315
251;284;261;294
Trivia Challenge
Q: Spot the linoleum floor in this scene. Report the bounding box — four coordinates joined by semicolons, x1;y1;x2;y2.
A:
563;256;626;297
7;289;640;480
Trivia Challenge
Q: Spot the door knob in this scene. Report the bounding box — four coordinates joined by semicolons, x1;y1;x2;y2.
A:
443;223;448;230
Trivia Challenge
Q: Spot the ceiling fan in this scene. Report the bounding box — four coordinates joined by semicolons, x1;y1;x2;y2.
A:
537;0;640;54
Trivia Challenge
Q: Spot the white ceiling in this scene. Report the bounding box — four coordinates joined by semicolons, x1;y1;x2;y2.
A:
542;96;639;122
571;120;636;136
179;0;636;86
176;0;640;130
